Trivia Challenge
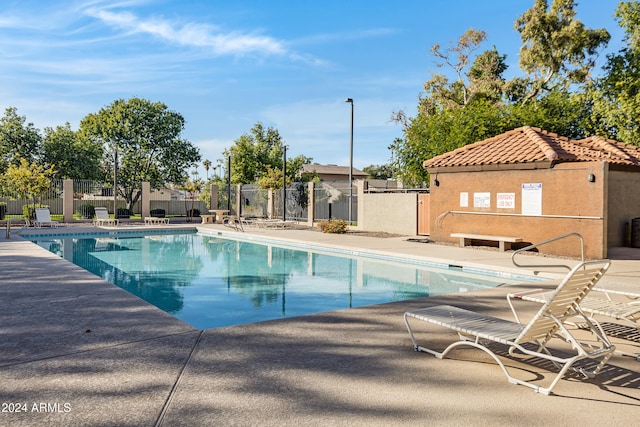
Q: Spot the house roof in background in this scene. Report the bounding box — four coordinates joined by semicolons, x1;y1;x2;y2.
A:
301;163;368;177
423;126;640;172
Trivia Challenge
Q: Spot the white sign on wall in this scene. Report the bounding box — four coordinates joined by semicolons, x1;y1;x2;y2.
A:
474;192;491;208
460;192;468;207
497;193;515;209
522;183;542;216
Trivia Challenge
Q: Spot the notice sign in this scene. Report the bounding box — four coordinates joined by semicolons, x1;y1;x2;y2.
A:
460;192;468;207
497;193;515;209
522;183;542;216
474;192;491;208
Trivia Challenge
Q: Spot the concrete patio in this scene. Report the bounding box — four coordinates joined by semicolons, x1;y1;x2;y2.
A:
1;223;639;426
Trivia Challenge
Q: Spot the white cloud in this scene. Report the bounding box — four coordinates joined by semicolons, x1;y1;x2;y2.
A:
84;7;287;56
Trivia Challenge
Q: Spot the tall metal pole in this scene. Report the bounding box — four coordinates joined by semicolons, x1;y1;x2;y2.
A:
282;145;287;222
227;155;231;212
345;98;354;224
113;145;118;217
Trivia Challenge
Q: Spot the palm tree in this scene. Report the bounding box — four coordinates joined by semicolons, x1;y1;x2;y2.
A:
203;159;212;180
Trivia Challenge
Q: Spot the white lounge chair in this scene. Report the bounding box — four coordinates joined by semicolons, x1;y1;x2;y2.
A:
404;259;615;395
508;282;640;360
93;207;118;227
33;208;60;228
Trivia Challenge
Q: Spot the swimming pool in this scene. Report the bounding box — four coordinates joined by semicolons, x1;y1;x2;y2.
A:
28;231;540;329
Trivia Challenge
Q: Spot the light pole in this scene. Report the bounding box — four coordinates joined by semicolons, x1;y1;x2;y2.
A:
344;98;354;224
282;145;287;222
113;144;118;218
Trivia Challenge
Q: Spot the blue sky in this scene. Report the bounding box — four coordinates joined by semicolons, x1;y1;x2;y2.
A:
0;0;626;177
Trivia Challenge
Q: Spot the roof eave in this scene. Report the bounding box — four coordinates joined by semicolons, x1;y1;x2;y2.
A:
425;161;553;174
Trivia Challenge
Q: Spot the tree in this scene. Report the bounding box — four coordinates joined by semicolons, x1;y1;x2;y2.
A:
1;158;55;218
256;165;288;190
589;1;640;145
390;0;613;187
202;159;212;180
224;122;312;184
420;29;501;114
391;99;508;187
79;97;201;210
392;30;512;186
362;164;394;180
514;0;610;102
42;123;103;180
0;107;42;174
180;174;204;222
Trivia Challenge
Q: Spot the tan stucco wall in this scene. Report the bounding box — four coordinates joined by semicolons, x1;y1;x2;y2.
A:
607;169;640;247
358;187;418;235
428;162;606;258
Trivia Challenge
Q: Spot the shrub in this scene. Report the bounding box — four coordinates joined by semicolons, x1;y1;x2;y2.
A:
77;203;95;219
117;207;132;218
317;219;348;234
150;208;166;218
188;208;200;217
0;202;6;220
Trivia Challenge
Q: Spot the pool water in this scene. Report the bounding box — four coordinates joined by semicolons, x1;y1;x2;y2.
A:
31;232;534;329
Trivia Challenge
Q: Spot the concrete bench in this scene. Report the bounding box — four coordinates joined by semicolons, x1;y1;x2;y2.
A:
145;217;169;225
451;233;522;252
201;215;215;224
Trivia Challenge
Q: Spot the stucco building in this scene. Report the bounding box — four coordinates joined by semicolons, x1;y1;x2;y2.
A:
300;164;368;181
423;126;640;258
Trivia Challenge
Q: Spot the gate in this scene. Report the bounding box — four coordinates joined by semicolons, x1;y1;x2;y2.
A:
418;193;430;235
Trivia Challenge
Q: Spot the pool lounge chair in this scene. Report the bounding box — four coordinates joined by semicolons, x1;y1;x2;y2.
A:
508;282;640;360
404;259;615;395
93;207;118;227
33;208;60;228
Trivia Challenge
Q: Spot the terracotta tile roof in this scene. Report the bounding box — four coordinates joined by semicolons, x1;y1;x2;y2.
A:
423;126;640;171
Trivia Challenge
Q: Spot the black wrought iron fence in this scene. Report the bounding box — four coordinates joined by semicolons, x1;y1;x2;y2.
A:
313;181;356;222
240;184;268;218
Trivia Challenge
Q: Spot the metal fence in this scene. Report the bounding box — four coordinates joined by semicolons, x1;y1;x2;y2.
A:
0;179;207;218
0;178;365;221
239;184;268;217
314;181;356;222
0;179;64;216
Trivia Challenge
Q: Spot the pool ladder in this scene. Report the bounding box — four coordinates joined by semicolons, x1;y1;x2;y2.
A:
5;218;30;239
511;232;584;271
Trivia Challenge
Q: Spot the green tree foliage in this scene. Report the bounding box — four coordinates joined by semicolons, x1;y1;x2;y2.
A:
202;159;212;179
180;174;204;221
1;157;55;209
0;107;42;174
391;99;508;186
79;97;201;209
420;29;508;114
224;122;312;185
515;0;610;102
42;123;103;180
590;0;640;145
391;0;611;187
362;164;394;180
256;165;288;190
617;0;640;49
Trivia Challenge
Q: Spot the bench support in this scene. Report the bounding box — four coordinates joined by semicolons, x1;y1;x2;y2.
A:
451;233;522;252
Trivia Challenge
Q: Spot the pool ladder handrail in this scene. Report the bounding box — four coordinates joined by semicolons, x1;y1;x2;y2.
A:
6;217;30;239
511;232;584;271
